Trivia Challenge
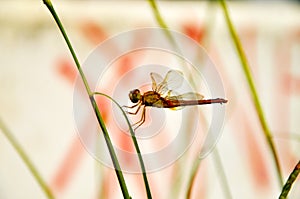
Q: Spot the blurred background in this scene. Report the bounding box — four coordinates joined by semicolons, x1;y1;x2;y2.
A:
0;0;300;199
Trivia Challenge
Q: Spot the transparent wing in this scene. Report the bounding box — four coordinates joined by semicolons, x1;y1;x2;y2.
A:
166;92;205;110
151;70;183;95
163;70;184;91
177;92;204;100
150;72;163;92
166;92;204;101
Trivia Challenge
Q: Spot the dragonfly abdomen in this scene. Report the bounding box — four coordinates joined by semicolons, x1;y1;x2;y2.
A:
165;98;228;108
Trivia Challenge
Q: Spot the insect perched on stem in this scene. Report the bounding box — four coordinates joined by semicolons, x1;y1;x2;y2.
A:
124;70;228;130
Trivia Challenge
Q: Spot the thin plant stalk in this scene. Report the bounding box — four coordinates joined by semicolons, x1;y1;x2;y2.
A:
185;150;232;199
212;149;232;199
147;0;168;29
186;157;201;199
0;117;55;199
93;92;152;199
279;160;300;199
147;0;181;55
147;0;171;39
219;0;283;186
42;1;131;198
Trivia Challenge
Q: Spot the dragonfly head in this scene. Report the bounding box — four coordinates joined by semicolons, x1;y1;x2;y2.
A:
129;89;141;103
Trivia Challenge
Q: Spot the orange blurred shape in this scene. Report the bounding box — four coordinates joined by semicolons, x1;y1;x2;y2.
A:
182;23;205;44
97;171;114;198
118;131;134;153
116;56;135;77
244;118;270;189
95;94;135;161
80;21;107;44
50;137;85;193
95;94;110;122
95;93;135;152
191;165;207;199
56;58;77;84
283;73;300;95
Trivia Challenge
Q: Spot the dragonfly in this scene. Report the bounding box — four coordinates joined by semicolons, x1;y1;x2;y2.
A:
124;70;228;130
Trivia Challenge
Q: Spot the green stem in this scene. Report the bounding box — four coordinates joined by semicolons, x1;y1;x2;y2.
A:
147;0;179;52
43;1;131;198
43;0;90;95
279;160;300;199
93;92;152;199
219;0;283;186
89;97;131;199
0;117;55;199
147;0;168;29
185;149;232;199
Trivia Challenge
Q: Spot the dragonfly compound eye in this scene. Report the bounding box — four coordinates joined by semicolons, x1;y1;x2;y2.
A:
129;89;141;103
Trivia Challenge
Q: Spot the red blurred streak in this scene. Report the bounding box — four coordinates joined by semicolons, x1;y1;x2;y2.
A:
51;60;85;194
80;21;108;45
97;171;114;199
281;28;300;95
190;163;207;199
116;55;135;77
118;131;134;153
273;29;299;172
243;116;270;188
182;23;205;44
209;42;238;117
239;27;259;76
114;30;150;77
238;28;277;187
79;21;119;63
94;94;137;161
50;136;85;193
284;74;300;94
95;94;109;122
50;102;109;195
56;58;77;84
275;38;291;129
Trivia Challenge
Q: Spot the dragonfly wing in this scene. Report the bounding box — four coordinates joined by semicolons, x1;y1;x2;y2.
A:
150;72;163;91
165;93;184;110
165;90;180;100
166;92;204;101
154;70;184;95
166;92;204;110
164;70;183;91
176;92;204;100
164;90;183;110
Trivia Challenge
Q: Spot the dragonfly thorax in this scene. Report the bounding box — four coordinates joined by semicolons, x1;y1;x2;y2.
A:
143;91;162;106
129;89;142;103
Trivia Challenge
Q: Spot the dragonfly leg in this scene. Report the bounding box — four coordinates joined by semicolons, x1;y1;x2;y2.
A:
124;103;142;115
123;103;140;109
132;106;146;130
